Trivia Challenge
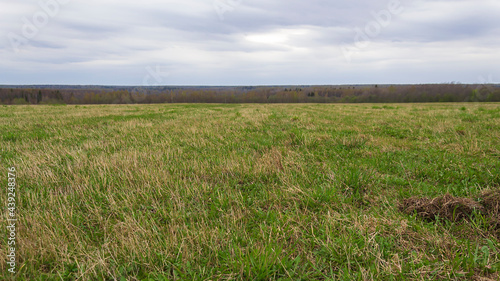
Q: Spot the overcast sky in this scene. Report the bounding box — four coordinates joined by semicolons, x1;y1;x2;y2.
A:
1;0;499;85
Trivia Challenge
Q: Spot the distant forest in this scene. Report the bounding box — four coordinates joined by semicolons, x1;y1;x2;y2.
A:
1;84;499;104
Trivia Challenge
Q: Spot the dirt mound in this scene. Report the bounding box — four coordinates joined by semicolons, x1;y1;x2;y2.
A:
399;193;484;222
399;190;500;237
479;190;500;229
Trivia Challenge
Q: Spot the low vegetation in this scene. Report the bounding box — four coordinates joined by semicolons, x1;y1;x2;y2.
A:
1;103;499;280
1;84;500;105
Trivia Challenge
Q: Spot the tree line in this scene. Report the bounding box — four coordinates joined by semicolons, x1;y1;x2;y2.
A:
1;84;499;105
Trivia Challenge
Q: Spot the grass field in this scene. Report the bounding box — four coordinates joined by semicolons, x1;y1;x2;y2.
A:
1;103;499;280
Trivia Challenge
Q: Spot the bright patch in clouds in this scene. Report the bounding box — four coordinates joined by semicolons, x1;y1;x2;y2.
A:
245;28;309;45
246;33;288;45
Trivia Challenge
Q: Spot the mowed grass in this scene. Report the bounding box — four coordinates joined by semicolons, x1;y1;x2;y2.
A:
0;103;499;280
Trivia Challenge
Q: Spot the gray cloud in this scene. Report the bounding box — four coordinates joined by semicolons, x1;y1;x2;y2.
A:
0;0;499;85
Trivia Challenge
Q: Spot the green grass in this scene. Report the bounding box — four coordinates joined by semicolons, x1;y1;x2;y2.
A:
1;103;499;280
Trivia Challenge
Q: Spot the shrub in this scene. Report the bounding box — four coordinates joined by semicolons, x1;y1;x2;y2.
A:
12;98;28;105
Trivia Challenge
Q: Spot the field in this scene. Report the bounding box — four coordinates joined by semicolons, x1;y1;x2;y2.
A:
1;103;499;280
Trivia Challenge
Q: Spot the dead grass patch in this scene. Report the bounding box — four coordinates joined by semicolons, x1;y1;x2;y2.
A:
399;190;500;235
399;194;483;222
480;190;500;233
255;147;284;174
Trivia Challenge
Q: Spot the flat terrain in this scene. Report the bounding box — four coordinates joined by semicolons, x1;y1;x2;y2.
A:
1;103;499;280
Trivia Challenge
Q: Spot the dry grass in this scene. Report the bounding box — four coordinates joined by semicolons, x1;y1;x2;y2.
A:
399;190;500;237
0;103;499;280
399;194;485;222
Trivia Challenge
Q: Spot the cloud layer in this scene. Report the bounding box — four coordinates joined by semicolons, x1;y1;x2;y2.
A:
1;0;499;85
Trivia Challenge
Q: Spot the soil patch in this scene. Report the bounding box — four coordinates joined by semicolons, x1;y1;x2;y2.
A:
399;191;500;234
399;193;484;222
479;190;500;231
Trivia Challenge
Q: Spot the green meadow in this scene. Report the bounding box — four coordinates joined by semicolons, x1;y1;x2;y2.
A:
1;103;499;280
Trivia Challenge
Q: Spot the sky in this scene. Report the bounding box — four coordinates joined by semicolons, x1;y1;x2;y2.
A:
0;0;499;86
